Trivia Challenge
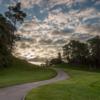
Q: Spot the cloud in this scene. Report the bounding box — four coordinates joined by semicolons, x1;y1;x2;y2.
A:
11;0;100;64
84;24;100;34
38;38;53;45
75;8;96;18
19;0;41;8
0;0;3;4
95;0;100;5
71;33;94;41
45;12;68;24
19;0;87;9
75;24;100;35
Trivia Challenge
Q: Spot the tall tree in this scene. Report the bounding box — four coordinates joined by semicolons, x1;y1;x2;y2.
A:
63;40;89;65
0;14;15;67
0;2;26;68
87;36;100;68
5;2;26;49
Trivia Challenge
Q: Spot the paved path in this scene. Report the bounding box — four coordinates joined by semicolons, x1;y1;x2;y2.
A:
0;68;69;100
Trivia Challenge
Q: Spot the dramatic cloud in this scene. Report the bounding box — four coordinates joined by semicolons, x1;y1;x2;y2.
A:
19;0;87;9
84;24;100;34
0;0;100;64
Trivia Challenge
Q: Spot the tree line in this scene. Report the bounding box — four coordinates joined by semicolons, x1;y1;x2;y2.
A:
0;2;100;70
63;36;100;69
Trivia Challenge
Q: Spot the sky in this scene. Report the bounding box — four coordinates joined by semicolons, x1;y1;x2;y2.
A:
0;0;100;64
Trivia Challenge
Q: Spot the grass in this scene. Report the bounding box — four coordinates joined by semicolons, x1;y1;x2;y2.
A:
25;64;100;100
0;58;57;88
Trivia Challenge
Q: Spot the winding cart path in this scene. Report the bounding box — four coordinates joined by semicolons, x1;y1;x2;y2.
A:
0;68;69;100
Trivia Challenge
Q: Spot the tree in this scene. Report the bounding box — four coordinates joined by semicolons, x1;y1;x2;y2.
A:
87;36;100;68
5;2;26;49
0;14;16;67
5;2;26;25
49;52;62;66
63;36;100;69
0;2;26;68
58;52;61;59
63;40;89;65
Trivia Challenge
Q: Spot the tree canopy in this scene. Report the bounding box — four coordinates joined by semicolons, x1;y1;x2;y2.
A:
63;36;100;69
0;2;26;68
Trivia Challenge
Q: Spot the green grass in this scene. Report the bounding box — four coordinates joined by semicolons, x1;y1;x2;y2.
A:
0;58;56;88
25;64;100;100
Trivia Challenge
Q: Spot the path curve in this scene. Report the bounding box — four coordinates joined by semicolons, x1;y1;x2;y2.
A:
0;68;69;100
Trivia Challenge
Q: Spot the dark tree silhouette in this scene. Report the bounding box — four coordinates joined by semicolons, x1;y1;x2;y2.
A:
63;40;89;65
5;2;26;49
5;2;26;25
63;36;100;69
49;52;62;66
0;2;26;68
0;14;15;67
87;36;100;68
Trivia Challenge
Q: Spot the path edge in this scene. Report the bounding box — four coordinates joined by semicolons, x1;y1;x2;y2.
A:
22;68;69;100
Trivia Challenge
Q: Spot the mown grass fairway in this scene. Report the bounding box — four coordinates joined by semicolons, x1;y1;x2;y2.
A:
25;64;100;100
0;58;56;88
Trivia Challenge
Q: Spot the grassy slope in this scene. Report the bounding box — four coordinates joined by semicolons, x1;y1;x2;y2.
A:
0;58;56;88
25;64;100;100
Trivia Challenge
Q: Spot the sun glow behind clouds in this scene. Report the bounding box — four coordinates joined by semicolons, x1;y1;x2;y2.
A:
1;0;99;64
